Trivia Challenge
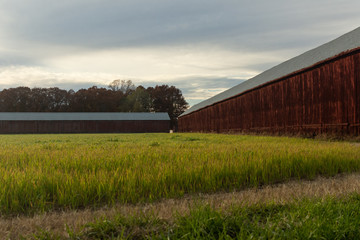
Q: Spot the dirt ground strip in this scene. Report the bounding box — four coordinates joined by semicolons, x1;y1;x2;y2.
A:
2;173;360;239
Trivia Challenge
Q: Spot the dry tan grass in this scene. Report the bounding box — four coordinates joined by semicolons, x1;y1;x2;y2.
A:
2;173;360;239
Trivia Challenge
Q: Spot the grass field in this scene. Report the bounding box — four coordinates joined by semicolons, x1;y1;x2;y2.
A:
2;173;360;239
0;133;360;217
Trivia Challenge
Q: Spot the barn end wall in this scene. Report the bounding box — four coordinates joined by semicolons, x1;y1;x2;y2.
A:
0;120;170;134
178;49;360;136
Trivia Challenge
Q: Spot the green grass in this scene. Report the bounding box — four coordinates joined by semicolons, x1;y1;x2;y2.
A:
0;133;360;215
30;194;360;239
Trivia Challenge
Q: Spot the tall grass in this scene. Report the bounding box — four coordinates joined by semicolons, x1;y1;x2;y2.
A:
0;133;359;215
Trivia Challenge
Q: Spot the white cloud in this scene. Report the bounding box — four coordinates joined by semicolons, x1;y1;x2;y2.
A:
0;66;113;88
0;65;246;107
44;45;283;79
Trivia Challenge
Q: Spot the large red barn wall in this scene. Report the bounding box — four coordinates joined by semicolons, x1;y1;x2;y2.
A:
0;120;170;134
178;49;360;135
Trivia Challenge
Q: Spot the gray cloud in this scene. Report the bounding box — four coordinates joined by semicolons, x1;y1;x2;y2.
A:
3;0;360;52
1;0;360;105
0;51;44;67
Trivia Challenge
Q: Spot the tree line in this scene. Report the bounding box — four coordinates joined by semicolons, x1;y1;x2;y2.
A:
0;80;188;128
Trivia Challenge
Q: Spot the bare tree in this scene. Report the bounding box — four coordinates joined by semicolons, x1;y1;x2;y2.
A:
108;80;135;95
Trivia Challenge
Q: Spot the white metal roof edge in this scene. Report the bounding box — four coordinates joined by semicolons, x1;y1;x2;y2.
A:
0;112;170;121
180;27;360;117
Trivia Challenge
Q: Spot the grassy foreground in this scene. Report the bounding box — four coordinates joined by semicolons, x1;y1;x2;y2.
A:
31;194;360;239
0;133;360;215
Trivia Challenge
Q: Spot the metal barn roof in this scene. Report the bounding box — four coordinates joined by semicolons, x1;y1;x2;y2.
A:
181;27;360;117
0;112;170;121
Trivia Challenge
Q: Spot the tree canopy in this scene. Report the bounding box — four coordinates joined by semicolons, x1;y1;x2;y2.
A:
0;80;188;129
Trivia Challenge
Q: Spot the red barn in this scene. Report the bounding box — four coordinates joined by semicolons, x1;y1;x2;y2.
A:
178;27;360;136
0;112;170;133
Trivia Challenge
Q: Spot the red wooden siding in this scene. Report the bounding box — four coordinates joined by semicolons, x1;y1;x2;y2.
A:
178;49;360;135
0;120;170;134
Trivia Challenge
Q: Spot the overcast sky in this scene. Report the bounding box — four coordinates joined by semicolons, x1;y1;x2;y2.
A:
0;0;359;106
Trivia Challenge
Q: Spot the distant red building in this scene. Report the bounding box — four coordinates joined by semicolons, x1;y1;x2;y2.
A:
179;27;360;136
0;112;170;133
